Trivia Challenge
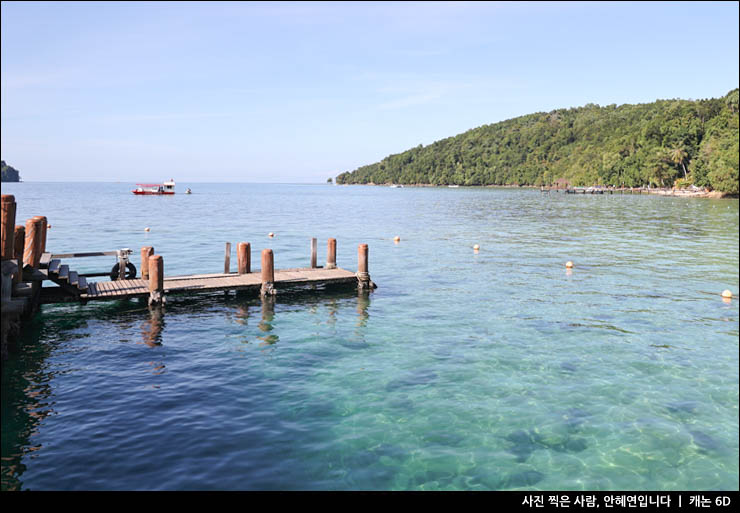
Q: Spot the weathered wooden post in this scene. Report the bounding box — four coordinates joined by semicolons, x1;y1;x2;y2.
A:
261;248;275;296
357;243;368;279
33;216;47;260
310;238;317;268
30;216;47;269
237;242;251;274
1;195;16;261
1;196;18;322
326;238;337;269
23;217;44;269
141;246;154;280
116;249;127;280
1;260;15;303
356;243;375;291
224;242;231;274
12;225;24;285
13;226;24;261
148;254;165;305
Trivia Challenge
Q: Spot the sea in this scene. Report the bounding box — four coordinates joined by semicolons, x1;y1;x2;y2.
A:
1;182;738;491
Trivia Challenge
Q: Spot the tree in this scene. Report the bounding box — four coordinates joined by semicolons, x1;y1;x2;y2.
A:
669;146;689;179
707;137;739;194
649;149;677;187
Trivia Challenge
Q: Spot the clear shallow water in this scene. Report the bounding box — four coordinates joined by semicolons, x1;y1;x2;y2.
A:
1;182;738;491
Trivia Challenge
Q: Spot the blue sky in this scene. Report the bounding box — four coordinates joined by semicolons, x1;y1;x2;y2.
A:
2;1;738;183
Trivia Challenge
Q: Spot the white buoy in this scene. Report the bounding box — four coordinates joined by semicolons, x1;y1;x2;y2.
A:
473;244;480;251
144;227;150;232
565;261;574;269
268;232;275;238
393;236;400;243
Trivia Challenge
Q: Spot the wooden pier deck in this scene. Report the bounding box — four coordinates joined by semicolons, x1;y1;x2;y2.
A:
80;267;359;302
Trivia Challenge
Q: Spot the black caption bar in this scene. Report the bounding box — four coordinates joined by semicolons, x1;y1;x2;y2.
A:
514;492;736;510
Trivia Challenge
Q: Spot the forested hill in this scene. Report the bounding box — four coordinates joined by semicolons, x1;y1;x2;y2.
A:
1;161;21;182
336;89;739;194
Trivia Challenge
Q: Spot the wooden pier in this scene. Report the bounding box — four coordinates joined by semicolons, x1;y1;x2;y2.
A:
29;237;375;305
1;194;376;357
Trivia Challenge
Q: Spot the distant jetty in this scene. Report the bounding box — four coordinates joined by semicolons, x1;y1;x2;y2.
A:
541;185;732;199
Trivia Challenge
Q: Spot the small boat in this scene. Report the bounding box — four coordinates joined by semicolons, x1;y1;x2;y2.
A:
448;185;459;188
185;188;192;194
390;184;404;188
132;179;176;195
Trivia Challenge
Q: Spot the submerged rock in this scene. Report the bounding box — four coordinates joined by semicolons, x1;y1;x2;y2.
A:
505;426;589;460
562;408;590;432
385;369;438;391
690;430;722;454
504;469;545;488
504;429;544;462
558;437;588;453
666;401;699;415
560;362;578;373
387;396;415;411
423;431;466;447
338;339;371;350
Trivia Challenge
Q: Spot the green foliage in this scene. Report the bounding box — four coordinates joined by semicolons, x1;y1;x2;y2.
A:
674;177;692;189
1;160;21;182
706;136;739;194
337;89;739;193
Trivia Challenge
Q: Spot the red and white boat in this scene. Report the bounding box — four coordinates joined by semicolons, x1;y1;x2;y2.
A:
132;179;176;195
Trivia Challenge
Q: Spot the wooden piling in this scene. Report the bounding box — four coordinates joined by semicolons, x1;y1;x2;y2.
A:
358;244;368;275
326;238;337;269
261;248;275;296
117;249;127;280
12;225;24;285
23;217;44;269
357;243;370;290
310;238;317;268
27;216;47;270
237;242;251;274
1;195;16;260
13;226;24;262
140;246;154;279
148;254;165;305
33;216;48;259
224;242;231;274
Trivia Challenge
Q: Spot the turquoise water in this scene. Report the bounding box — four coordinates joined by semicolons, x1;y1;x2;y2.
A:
1;182;738;491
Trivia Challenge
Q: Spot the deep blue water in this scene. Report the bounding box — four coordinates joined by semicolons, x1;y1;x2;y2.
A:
1;182;738;490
